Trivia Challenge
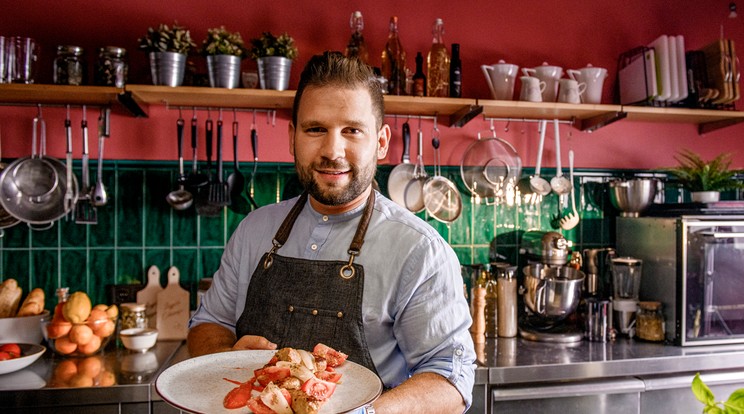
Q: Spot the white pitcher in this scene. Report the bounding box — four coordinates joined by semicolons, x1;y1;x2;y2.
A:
481;60;519;100
522;62;563;102
567;64;608;104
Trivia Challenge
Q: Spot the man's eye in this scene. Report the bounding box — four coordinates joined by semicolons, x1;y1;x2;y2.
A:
345;128;362;135
304;127;325;134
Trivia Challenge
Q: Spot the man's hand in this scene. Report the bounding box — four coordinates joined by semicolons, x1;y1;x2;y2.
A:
232;335;277;351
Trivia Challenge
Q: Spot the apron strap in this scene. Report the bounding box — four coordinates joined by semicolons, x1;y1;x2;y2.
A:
348;189;375;256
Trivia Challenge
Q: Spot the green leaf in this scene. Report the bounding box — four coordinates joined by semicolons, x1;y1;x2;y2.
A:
724;389;744;413
693;373;717;405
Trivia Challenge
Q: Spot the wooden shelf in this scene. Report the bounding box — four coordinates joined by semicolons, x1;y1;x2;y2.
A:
0;84;123;107
478;100;626;132
1;84;743;133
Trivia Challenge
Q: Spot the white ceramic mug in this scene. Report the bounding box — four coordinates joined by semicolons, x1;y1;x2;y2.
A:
519;76;546;102
522;62;563;102
558;78;587;104
567;64;608;104
481;60;519;100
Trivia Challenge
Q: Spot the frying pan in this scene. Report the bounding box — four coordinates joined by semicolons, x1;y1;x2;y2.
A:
403;127;427;213
387;120;414;208
460;131;522;199
423;131;462;223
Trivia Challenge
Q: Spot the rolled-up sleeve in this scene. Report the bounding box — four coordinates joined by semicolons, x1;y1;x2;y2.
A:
393;236;476;409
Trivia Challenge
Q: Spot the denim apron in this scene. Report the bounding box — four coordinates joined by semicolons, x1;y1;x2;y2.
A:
236;191;378;374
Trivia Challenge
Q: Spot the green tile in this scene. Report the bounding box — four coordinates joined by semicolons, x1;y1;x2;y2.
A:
117;249;145;284
1;224;29;248
200;248;223;280
59;249;87;293
118;170;145;247
200;212;225;246
60;214;87;247
30;222;59;247
172;208;198;247
87;249;115;305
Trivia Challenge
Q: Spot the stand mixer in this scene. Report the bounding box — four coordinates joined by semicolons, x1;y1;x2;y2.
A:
518;231;585;343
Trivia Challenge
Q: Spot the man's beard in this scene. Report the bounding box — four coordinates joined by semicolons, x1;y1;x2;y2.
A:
296;157;376;206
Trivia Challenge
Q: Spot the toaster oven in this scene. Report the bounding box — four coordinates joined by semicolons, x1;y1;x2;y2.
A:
616;215;744;346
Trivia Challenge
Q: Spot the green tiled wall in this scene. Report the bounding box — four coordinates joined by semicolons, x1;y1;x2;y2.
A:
0;161;618;311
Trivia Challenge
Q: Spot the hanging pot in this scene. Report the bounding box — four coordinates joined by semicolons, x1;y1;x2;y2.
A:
0;131;19;230
460;131;522;199
387;121;415;208
403;127;427;213
0;114;78;225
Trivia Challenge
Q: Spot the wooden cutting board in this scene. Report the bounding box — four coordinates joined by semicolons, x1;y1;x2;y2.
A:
136;265;163;329
156;266;190;341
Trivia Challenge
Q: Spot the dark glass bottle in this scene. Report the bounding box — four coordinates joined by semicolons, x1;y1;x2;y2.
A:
449;43;462;97
344;11;369;64
412;52;426;97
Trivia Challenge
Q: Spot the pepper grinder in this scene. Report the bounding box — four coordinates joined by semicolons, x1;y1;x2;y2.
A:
470;269;488;343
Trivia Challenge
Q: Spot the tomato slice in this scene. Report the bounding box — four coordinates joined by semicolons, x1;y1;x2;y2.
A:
245;396;277;414
0;343;21;358
0;351;11;361
301;376;337;401
223;385;253;409
312;343;348;368
315;370;343;383
254;365;291;387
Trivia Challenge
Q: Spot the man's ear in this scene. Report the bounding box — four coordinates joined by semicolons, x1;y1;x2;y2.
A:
288;122;295;156
377;124;391;160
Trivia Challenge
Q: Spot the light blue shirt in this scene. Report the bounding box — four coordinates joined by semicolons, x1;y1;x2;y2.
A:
190;191;476;408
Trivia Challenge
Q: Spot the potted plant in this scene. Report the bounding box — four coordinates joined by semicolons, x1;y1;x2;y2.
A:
138;22;196;87
248;32;298;91
201;26;247;89
665;149;744;203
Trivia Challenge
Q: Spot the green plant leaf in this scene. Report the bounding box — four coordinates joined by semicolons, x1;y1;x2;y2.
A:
693;373;717;405
724;388;744;413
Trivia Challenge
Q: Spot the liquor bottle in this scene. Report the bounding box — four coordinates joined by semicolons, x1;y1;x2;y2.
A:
381;16;406;95
344;11;369;65
412;52;426;96
427;18;450;97
449;43;462;97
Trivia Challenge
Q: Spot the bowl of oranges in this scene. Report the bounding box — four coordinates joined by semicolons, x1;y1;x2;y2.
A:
41;291;118;357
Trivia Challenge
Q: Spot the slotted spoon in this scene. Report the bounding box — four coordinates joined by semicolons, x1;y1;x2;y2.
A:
559;150;580;230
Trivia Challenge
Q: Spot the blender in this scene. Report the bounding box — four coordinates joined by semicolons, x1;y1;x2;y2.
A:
611;257;642;336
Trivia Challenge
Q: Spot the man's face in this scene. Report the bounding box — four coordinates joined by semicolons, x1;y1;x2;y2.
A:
289;85;389;212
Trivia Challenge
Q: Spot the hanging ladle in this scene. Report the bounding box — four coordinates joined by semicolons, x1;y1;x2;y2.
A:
550;119;572;195
226;110;249;214
529;120;551;195
166;111;194;210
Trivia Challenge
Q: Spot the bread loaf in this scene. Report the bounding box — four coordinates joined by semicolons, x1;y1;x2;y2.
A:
0;279;22;318
17;287;45;317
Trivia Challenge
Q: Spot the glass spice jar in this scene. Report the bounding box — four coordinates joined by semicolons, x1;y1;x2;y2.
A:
95;46;127;87
120;302;148;330
54;45;85;85
636;301;665;342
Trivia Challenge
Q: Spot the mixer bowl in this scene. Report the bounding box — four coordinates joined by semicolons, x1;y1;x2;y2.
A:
523;263;585;322
609;178;658;217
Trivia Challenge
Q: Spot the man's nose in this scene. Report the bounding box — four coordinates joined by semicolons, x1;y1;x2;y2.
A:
320;131;346;159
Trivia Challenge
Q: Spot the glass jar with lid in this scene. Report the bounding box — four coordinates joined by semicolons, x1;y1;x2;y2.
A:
54;45;85;85
95;46;127;87
636;301;665;342
120;302;148;331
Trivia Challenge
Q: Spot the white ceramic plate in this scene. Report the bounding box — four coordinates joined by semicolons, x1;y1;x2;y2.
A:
0;343;46;375
156;350;382;414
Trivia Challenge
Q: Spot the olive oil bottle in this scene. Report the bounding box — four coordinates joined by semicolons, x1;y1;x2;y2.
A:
427;18;450;97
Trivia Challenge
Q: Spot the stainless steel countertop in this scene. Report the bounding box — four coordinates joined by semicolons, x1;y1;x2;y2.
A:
0;340;183;408
474;337;744;385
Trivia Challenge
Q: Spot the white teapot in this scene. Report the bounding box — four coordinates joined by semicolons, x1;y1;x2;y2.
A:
523;62;563;102
482;60;519;100
567;64;608;104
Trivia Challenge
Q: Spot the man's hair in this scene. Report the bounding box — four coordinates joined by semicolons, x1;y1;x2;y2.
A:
292;51;384;129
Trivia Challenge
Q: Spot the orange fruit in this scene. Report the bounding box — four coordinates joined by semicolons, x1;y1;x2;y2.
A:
54;336;78;355
92;319;115;338
88;308;108;322
46;321;72;339
105;304;118;319
68;372;94;388
97;370;116;387
53;359;78;383
77;334;101;355
78;356;102;378
69;324;94;345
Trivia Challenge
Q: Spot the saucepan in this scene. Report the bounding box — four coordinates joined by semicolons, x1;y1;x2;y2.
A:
0;112;78;226
387;120;414;208
460;130;522;199
0;130;19;231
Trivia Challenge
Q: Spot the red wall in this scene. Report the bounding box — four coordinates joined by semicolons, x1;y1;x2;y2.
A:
0;0;742;170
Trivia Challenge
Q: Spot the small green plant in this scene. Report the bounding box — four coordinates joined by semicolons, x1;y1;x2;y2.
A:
248;32;298;60
138;22;196;54
665;149;744;192
201;26;247;57
692;372;744;413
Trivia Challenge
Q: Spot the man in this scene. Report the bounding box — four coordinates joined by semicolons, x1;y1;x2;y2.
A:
188;51;475;413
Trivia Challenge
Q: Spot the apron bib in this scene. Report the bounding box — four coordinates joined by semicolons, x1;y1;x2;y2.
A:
236;191;378;374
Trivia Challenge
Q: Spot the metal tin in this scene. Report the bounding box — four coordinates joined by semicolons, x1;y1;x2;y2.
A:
120;302;148;330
